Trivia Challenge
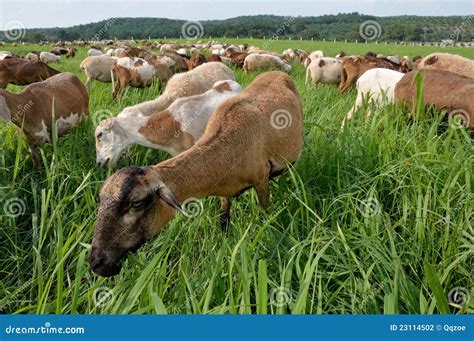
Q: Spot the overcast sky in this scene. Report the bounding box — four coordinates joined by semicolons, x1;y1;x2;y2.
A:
0;0;473;29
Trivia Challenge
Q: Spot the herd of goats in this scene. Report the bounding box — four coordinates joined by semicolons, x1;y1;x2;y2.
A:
0;39;473;277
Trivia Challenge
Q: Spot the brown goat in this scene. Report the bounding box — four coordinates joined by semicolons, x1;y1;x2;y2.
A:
207;54;222;62
89;71;304;277
395;69;474;129
0;59;61;88
0;72;89;167
339;56;397;93
186;53;207;70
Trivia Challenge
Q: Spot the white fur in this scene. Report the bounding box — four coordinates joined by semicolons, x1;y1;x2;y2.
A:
345;68;405;121
40;52;61;64
243;53;291;73
56;113;79;133
88;48;103;56
95;79;242;167
26;53;39;61
34;120;51;143
0;95;12;122
304;50;324;67
305;57;342;85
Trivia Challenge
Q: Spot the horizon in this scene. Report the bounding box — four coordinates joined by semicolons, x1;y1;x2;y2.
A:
1;0;473;29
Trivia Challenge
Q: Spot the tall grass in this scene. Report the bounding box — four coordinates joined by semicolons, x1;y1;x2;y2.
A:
0;40;472;314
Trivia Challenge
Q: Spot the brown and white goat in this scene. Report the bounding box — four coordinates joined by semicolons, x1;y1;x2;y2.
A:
95;79;242;167
0;72;89;167
89;71;304;277
111;57;172;99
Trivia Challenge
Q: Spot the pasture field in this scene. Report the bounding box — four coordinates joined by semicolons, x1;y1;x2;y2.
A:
0;40;472;314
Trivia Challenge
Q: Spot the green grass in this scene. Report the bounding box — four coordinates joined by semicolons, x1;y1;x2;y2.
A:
0;39;472;314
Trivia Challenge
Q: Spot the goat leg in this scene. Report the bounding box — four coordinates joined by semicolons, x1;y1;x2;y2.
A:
219;196;231;232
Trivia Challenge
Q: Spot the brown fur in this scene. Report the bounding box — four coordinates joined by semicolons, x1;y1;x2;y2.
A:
395;69;474;129
299;51;309;65
207;54;222;63
417;53;474;79
90;71;304;277
138;110;195;152
112;60;172;99
66;48;76;58
213;81;232;93
0;59;61;88
0;72;89;167
339;56;397;93
227;52;248;67
163;52;189;73
187;54;207;70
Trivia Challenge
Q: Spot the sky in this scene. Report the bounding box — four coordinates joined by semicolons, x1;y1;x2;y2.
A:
0;0;473;29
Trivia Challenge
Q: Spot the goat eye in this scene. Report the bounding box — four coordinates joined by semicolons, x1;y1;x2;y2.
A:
131;200;144;209
97;132;103;139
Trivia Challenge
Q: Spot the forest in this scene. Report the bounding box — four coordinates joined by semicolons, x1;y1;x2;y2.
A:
1;13;472;42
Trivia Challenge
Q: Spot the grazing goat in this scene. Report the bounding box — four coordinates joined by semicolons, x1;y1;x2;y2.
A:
89;71;303;277
243;53;291;74
345;68;404;122
417;53;474;79
395;69;474;129
304;50;324;67
0;73;89;167
305;57;342;85
40;52;61;64
111;57;172;99
80;55;118;89
115;62;235;118
88;48;103;56
339;56;397;94
0;59;60;88
95;79;242;167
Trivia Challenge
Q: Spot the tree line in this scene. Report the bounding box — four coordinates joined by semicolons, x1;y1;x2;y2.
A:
1;13;473;43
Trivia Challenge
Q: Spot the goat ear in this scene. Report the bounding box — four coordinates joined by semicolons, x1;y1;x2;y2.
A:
156;184;189;217
425;55;438;65
0;96;11;122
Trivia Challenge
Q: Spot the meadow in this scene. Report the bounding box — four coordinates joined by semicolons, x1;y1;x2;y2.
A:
0;39;472;314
